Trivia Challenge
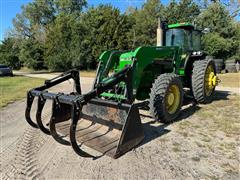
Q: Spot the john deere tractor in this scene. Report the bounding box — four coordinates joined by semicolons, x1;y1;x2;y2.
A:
25;22;218;158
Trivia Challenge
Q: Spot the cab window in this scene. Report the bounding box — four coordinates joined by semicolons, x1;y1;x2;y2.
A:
166;29;191;50
192;31;201;51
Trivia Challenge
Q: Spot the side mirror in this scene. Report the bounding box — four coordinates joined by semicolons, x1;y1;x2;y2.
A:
202;28;210;34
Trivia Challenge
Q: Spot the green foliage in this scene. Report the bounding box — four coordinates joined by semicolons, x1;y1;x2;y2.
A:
1;0;239;71
197;2;236;38
130;0;164;46
202;32;232;58
11;0;87;71
197;2;239;59
80;4;133;68
44;14;86;70
164;0;200;24
0;38;21;69
55;0;87;14
19;39;45;70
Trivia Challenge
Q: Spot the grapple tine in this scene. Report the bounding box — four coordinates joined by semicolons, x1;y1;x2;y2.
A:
25;92;38;128
49;99;71;146
36;94;50;135
69;104;95;158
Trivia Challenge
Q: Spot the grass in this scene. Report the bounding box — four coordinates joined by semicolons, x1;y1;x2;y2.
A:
0;76;44;108
218;73;240;88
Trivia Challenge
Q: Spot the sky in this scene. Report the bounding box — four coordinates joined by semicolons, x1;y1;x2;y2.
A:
0;0;152;41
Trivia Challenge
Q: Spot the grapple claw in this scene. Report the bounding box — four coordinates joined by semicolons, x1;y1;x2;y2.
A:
36;94;50;135
49;99;72;145
69;104;95;158
25;92;38;128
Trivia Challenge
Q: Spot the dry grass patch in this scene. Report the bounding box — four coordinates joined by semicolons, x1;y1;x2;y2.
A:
79;70;96;77
172;142;181;152
196;94;240;137
218;73;240;88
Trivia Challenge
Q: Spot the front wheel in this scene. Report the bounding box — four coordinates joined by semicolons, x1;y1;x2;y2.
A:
149;73;183;123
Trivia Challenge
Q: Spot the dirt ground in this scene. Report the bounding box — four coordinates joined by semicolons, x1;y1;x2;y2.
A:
0;74;239;179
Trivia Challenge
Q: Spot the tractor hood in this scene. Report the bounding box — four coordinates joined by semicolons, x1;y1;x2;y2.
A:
118;46;179;69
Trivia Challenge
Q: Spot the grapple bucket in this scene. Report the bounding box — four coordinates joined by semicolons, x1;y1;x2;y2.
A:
51;99;144;158
25;68;145;158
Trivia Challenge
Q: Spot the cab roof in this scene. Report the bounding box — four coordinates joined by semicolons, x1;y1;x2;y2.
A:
168;23;194;29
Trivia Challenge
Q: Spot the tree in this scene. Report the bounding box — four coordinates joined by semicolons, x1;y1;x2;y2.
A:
0;38;21;69
19;38;45;70
55;0;87;14
10;0;87;71
10;0;56;70
197;2;239;59
202;32;232;58
80;4;134;69
130;0;164;46
164;0;200;24
44;14;86;70
197;2;236;38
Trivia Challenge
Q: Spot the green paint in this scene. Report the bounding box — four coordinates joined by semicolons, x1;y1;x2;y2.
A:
168;23;194;29
179;69;185;75
100;92;126;100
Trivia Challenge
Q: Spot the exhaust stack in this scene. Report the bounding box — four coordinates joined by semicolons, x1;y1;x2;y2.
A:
157;18;163;46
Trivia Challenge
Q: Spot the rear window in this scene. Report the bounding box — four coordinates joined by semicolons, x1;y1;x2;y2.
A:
0;65;8;68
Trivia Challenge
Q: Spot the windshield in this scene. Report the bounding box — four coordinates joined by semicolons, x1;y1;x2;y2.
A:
166;29;190;49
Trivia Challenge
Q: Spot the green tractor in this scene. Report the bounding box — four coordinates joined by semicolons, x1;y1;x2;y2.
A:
25;22;218;159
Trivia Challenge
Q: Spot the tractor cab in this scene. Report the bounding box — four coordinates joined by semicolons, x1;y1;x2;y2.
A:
164;23;201;52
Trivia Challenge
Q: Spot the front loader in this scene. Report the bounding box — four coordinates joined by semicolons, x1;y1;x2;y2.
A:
25;22;219;158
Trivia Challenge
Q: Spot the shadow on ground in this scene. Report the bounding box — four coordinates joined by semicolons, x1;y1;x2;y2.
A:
138;90;230;147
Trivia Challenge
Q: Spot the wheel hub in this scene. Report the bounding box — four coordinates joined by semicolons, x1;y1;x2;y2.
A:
208;72;217;88
166;85;180;114
205;65;218;96
167;93;175;105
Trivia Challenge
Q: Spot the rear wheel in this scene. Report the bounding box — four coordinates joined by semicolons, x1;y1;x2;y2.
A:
149;73;183;123
192;59;217;103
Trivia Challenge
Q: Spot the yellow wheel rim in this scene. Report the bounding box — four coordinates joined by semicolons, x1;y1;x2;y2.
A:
205;65;217;96
166;85;180;114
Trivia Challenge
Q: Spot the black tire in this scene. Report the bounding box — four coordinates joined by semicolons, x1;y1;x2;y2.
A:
149;73;183;123
213;59;223;73
225;60;237;73
206;56;214;60
192;59;216;104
